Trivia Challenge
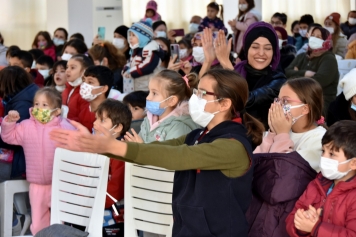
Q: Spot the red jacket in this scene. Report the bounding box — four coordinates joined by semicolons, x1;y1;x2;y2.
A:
286;173;356;237
62;83;94;131
105;159;125;209
43;45;56;61
29;69;44;88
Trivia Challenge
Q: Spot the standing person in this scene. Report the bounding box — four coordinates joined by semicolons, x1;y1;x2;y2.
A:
324;12;347;57
31;31;56;61
274;26;296;71
198;2;227;34
228;0;261;56
295;14;314;51
142;0;161;22
50;69;265;237
285;26;339;115
341;10;356;39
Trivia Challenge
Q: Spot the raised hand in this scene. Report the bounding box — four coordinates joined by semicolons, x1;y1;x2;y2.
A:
7;110;20;122
201;28;216;64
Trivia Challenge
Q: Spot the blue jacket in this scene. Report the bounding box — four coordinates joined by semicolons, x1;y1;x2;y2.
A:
295;36;308;51
0;83;39;178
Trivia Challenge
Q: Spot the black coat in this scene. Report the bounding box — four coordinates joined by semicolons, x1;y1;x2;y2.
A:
327;93;353;126
279;45;297;72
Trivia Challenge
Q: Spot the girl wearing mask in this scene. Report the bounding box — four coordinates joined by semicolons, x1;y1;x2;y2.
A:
285;26;339;115
142;0;161;22
295;14;314;51
198;2;227;35
51;69;265;237
228;0;261;56
152;20;167;38
61;39;88;61
31;31;56;61
341;10;356;39
324;13;347;57
274;26;296;71
113;25;130;61
167;39;193;76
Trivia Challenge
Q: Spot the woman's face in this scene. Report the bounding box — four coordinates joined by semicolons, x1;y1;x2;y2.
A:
193;39;203;47
179;43;192;55
37;35;47;46
114;32;128;45
247;37;274;70
64;46;78;55
54;30;66;40
311;29;323;39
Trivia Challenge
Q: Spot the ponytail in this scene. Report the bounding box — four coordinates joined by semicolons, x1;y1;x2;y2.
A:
243;112;264;146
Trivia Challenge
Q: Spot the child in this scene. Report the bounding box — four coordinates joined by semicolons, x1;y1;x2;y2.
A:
31;31;56;61
123;91;148;134
286;120;356;236
198;2;227;35
8;50;44;87
142;0;161;22
122;20;161;93
52;60;67;93
254;78;326;172
35;55;54;84
295;14;314;51
62;54;93;130
1;87;75;235
28;49;44;68
296;23;322;55
61;39;88;61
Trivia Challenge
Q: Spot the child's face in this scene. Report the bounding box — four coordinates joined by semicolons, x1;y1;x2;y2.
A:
127;103;146;121
8;57;25;69
93;111;122;138
54;65;67;86
207;7;218;19
82;75;105;97
146;9;155;18
33;93;61;116
299;23;309;31
322;143;352;173
270;17;284;27
147;78;167;103
129;32;139;46
37;35;48;48
63;46;78;56
36;63;50;70
66;59;83;82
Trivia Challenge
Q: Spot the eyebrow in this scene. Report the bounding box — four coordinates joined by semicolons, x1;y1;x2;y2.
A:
251;42;272;46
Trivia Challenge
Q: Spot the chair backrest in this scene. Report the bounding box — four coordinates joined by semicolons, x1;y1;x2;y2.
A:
336;59;356;95
124;163;174;237
50;148;110;237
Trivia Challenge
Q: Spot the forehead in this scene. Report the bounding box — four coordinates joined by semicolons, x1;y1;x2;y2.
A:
83;75;99;82
252;37;272;45
271;17;282;23
198;75;217;91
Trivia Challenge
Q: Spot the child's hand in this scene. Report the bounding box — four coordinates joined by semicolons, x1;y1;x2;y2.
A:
303;205;322;223
124;129;144;143
181;61;192;75
7;111;20;122
123;72;131;78
294;208;320;233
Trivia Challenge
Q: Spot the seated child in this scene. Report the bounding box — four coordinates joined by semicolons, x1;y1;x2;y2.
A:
286;120;356;236
52;60;67;93
28;48;44;68
1;87;76;235
123;91;148;134
36;55;54;85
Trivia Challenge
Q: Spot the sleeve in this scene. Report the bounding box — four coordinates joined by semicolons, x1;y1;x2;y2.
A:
254;132;294;153
285;54;308;78
311;54;339;87
129;51;160;78
235;13;258;32
217;19;228;35
254;131;275;153
1;118;25;146
77;97;92;131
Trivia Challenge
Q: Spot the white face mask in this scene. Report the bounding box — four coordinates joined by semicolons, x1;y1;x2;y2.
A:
179;49;188;59
189;23;200;33
38;69;50;80
61;53;73;61
189;94;220;128
129;43;139;49
155;31;167;38
299;29;308;38
349;17;356;25
80;82;103;102
320;157;352;180
278;39;286;49
53;37;65;46
282;103;305;125
193;47;205;64
55;85;66;93
308;36;325;50
239;4;248;12
31;61;36;69
68;77;83;87
112;38;125;49
325;27;334;34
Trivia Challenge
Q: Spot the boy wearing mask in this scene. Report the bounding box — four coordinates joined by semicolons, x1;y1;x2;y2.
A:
295;14;314;51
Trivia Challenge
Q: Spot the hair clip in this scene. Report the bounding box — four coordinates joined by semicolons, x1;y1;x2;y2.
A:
182;75;190;88
316;116;325;125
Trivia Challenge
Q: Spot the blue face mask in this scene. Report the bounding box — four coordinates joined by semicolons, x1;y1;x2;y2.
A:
351;102;356;111
146;96;172;116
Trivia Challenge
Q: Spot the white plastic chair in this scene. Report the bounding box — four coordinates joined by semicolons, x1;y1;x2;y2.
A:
124;163;174;237
337;59;356;95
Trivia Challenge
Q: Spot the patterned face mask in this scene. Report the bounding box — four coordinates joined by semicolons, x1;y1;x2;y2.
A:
32;108;58;124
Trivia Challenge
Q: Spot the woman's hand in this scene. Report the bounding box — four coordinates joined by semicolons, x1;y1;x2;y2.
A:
181;61;192;75
214;30;233;69
270;103;293;135
305;71;316;77
201;28;216;64
167;30;176;43
93;35;104;45
124;129;144;143
167;55;181;71
7;110;20;122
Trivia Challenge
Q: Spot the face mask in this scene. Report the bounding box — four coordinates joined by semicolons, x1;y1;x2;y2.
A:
278;39;286;49
92;125;117;136
308;36;325;50
299;29;308;38
53;37;65;46
129;43;139;49
156;31;167;38
179;49;188;59
349;17;356;25
68;77;83;87
31;61;36;69
80;82;103;102
189;23;199;33
146;96;172;116
38;41;47;49
282;103;305;125
61;53;72;61
189;94;220;128
38;69;50;80
351;102;356;111
320;157;352;180
325;27;334;34
32;108;58;124
112;38;125;49
193;47;205;64
239;4;248;12
55;85;66;93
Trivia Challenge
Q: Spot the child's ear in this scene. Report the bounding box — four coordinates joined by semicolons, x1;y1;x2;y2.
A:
168;96;179;107
302;104;310;115
219;98;232;113
54;108;62;117
350;158;356;170
102;85;109;94
113;123;123;135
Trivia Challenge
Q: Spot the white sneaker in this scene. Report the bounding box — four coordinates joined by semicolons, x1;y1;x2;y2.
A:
12;215;22;236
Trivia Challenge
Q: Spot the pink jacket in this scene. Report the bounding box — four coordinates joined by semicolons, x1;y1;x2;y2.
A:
1;109;75;185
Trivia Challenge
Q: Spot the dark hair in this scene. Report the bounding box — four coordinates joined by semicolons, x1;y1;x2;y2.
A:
53;60;67;73
272;12;287;25
34;87;62;109
54;27;68;40
88;42;126;71
6;45;21;58
308;23;322;32
238;0;255;19
202;69;264;146
152;20;167;32
28;49;45;61
0;66;33;98
32;31;54;49
9;50;33;68
62;39;88;55
178;39;192;49
155;37;171;68
70;54;94;71
36;55;54;68
84;65;113;97
97;99;132;136
311;26;330;41
284;78;324;128
322;120;356;159
299;14;314;26
123;91;149;109
291;20;299;32
207;2;224;21
70;33;85;42
0;32;3;45
348;11;356;18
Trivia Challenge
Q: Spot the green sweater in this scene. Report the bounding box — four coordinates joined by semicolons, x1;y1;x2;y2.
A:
285;51;339;114
109;135;250;178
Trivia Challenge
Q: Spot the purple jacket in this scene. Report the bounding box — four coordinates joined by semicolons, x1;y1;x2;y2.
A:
246;152;317;237
198;17;227;35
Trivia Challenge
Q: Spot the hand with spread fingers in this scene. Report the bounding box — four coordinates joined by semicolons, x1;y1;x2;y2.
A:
214;30;233;69
201;28;216;64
